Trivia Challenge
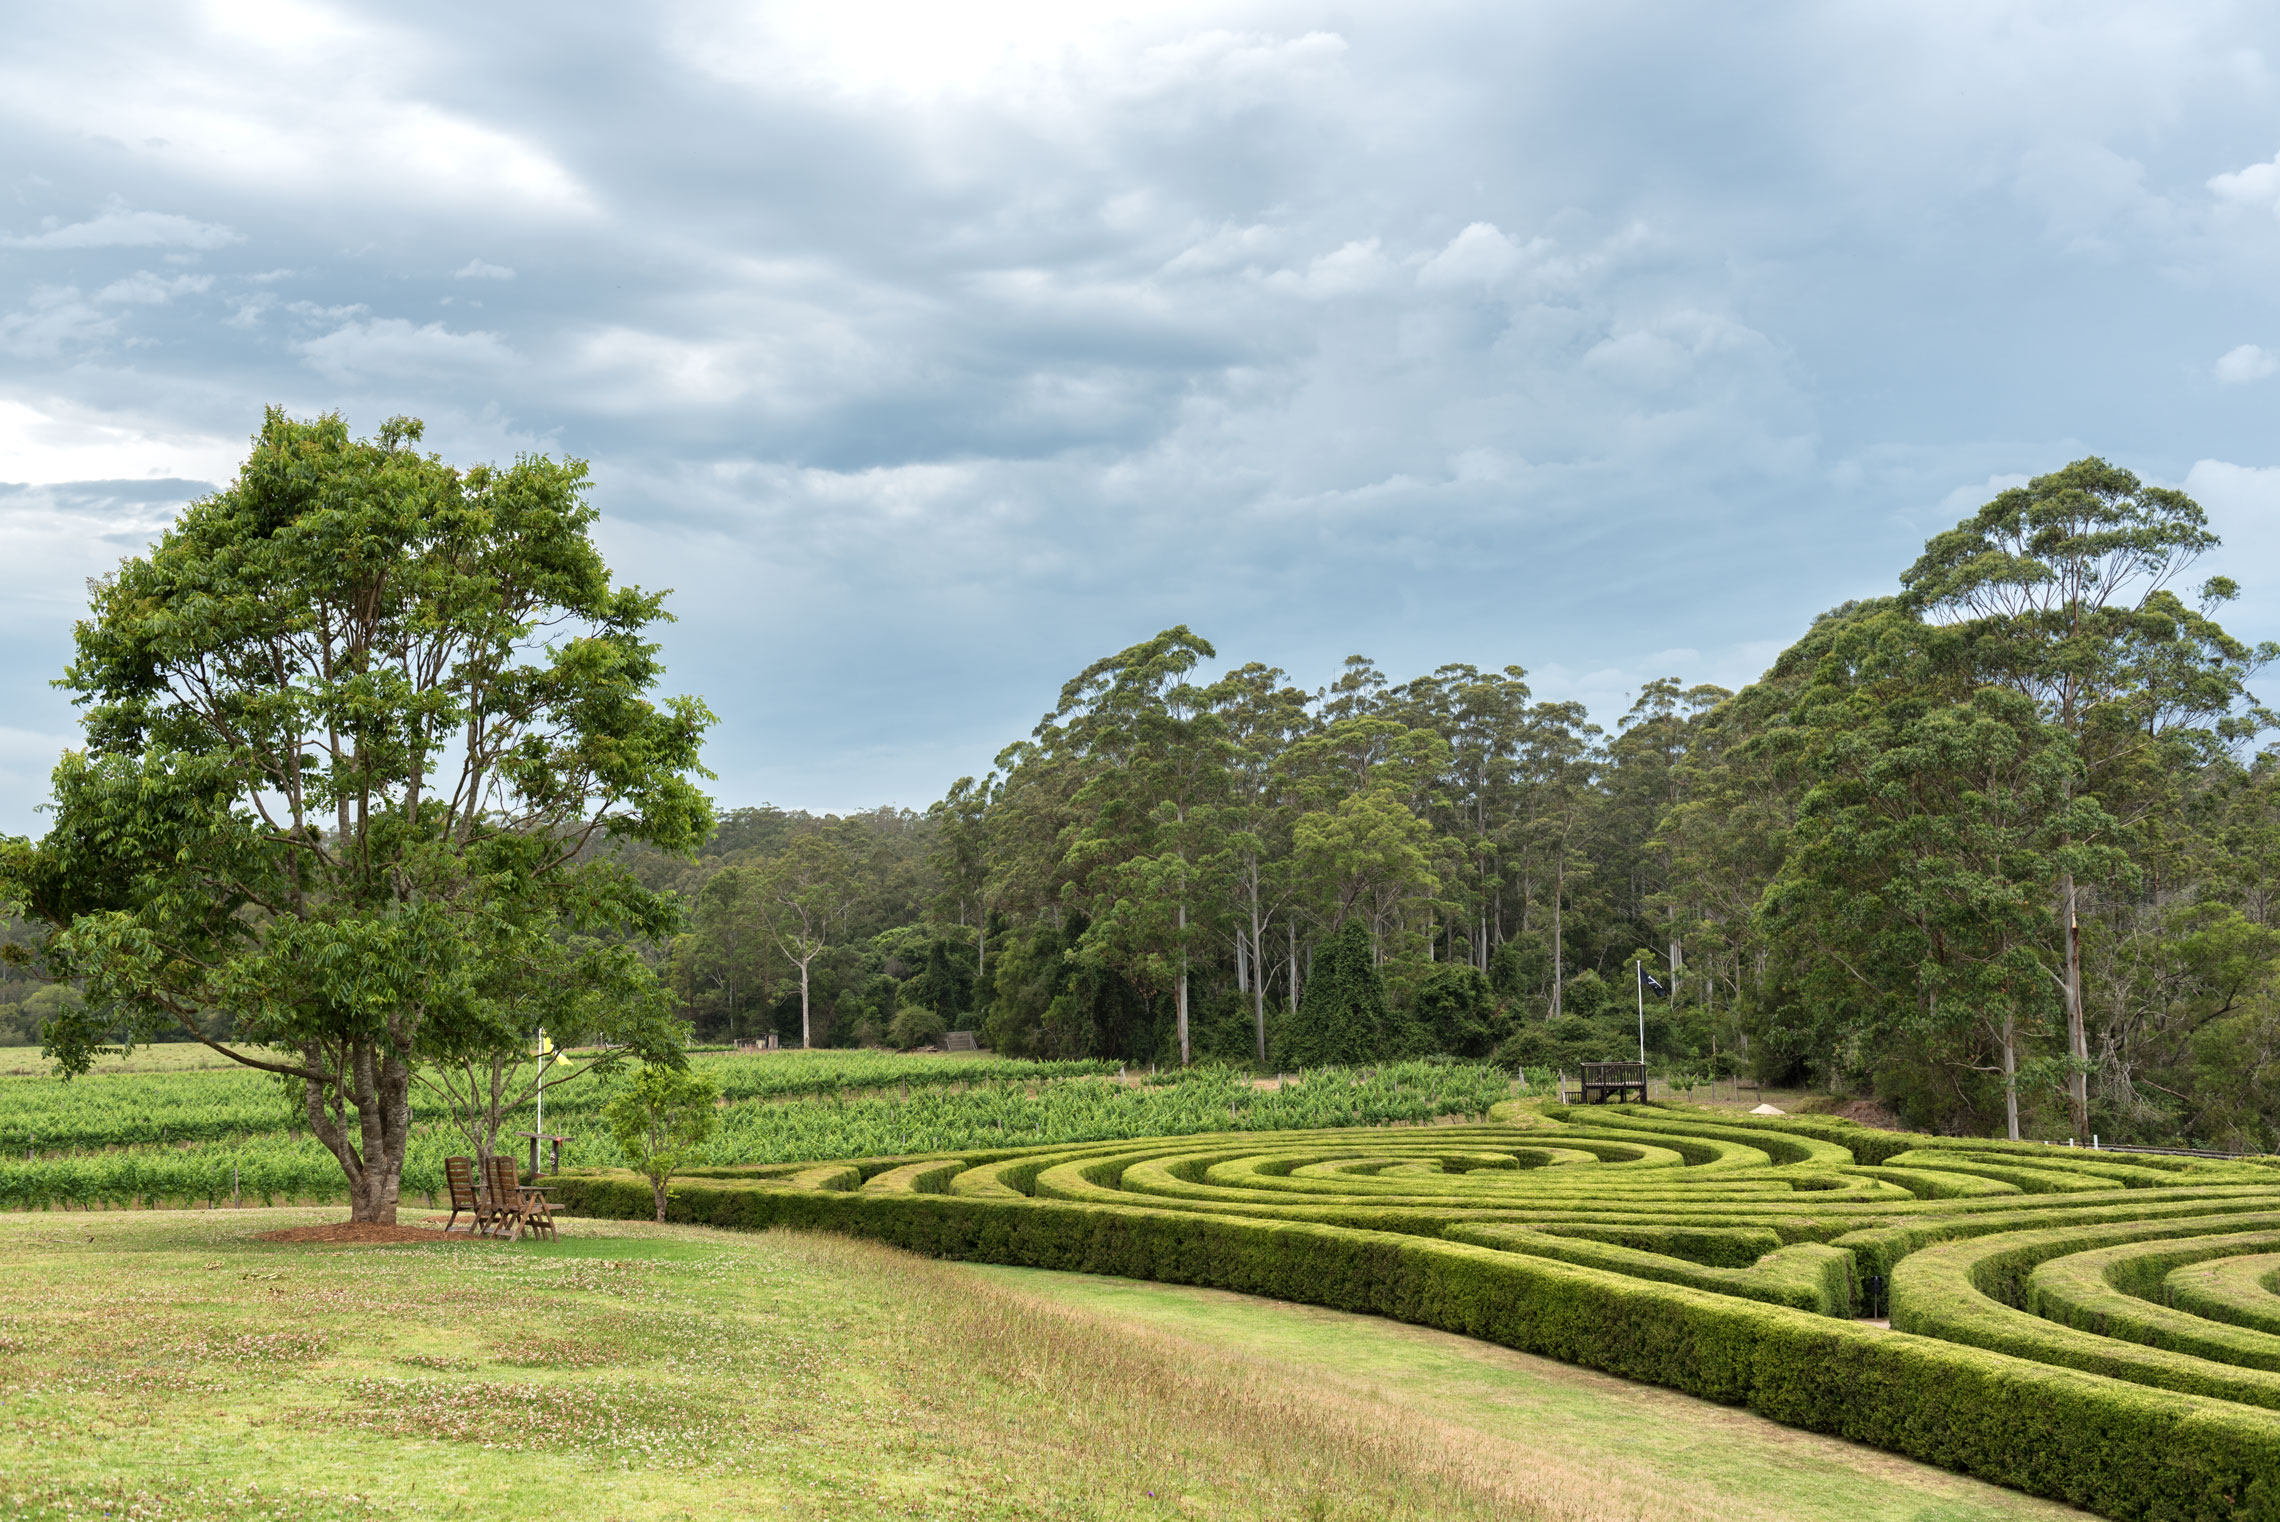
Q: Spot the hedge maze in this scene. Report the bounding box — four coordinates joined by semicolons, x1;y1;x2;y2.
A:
552;1101;2280;1520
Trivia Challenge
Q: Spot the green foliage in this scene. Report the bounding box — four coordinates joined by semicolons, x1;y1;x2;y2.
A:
0;410;713;1221
886;1004;948;1050
604;1064;720;1221
1560;969;1609;1018
1412;965;1502;1058
1272;921;1400;1067
520;451;2280;1156
1487;934;1548;1002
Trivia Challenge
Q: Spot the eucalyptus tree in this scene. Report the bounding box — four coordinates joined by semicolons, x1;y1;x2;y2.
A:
1515;701;1603;1017
1761;605;2124;1138
0;410;712;1222
1391;664;1534;971
927;774;998;982
1283;716;1450;961
1050;627;1227;1066
681;865;763;1039
752;833;858;1048
1606;678;1730;997
1206;662;1315;1060
1902;458;2273;1136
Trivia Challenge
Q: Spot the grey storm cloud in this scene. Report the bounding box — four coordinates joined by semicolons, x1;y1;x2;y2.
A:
4;0;2280;832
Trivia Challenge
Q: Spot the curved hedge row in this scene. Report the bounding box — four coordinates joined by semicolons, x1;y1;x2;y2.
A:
547;1101;2280;1521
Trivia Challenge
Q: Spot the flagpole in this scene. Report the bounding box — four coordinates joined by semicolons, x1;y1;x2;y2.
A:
1636;960;1647;1066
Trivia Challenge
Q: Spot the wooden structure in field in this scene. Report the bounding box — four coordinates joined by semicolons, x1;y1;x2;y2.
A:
1578;1062;1648;1104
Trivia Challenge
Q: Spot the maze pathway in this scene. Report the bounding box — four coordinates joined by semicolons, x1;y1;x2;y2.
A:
556;1102;2280;1520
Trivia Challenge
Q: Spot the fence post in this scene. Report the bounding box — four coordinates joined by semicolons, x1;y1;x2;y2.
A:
232;1165;240;1209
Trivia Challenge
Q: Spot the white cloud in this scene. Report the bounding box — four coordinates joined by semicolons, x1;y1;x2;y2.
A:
2;200;239;250
2215;343;2277;384
0;23;594;217
1264;239;1393;299
9;2;2280;823
2209;153;2280;213
1580;311;1775;391
0;288;116;358
1417;222;1525;288
95;272;215;305
0;398;241;485
294;318;515;382
2181;460;2280;640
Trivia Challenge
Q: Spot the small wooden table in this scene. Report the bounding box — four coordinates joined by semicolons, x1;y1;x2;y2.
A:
517;1131;571;1175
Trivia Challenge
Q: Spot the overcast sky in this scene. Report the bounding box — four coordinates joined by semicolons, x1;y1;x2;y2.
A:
6;1;2280;835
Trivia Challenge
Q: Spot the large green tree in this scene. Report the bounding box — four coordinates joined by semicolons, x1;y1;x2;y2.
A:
1761;607;2124;1137
0;410;711;1221
1051;628;1228;1066
1901;457;2273;1136
1207;662;1313;1060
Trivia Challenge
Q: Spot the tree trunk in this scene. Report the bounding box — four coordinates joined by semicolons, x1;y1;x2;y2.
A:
2062;871;2088;1137
1551;858;1566;1019
1287;920;1299;1013
1251;901;1268;1064
653;1177;668;1224
2003;1008;2021;1143
1175;899;1191;1066
306;1039;413;1224
800;957;812;1049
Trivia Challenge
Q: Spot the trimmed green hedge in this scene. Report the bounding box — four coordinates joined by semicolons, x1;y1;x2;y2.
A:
2172;1255;2280;1338
2028;1233;2280;1371
550;1162;2280;1520
537;1105;2280;1520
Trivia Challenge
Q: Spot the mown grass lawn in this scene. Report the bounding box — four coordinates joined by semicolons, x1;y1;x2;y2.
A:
0;1208;2083;1522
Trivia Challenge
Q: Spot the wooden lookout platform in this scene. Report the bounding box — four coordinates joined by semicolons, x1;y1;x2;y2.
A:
1578;1062;1649;1104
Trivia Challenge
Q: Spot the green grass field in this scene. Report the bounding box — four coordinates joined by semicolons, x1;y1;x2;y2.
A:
0;1207;2078;1522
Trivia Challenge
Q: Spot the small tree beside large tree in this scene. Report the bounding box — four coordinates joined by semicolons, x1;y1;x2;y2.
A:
0;409;713;1222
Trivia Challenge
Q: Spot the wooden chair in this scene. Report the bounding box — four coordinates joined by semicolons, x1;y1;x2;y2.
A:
443;1156;487;1234
485;1154;558;1243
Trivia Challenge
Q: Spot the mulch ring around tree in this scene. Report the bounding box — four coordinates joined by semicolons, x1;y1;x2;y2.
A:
255;1222;480;1246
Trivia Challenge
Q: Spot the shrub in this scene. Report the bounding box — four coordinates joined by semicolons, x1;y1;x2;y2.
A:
603;1064;719;1222
888;1004;948;1050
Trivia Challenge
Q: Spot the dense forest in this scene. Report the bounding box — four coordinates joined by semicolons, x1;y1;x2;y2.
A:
5;457;2274;1150
639;459;2280;1149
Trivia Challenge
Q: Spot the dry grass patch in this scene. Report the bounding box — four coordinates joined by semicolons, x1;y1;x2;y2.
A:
800;1232;1700;1522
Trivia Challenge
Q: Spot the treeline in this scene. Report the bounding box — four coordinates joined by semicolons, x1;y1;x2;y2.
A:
653;459;2280;1150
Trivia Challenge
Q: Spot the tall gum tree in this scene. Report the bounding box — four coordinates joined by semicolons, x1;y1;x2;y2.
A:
1760;606;2127;1138
0;410;713;1222
1901;458;2274;1137
1051;627;1226;1066
1207;662;1313;1061
752;833;856;1048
